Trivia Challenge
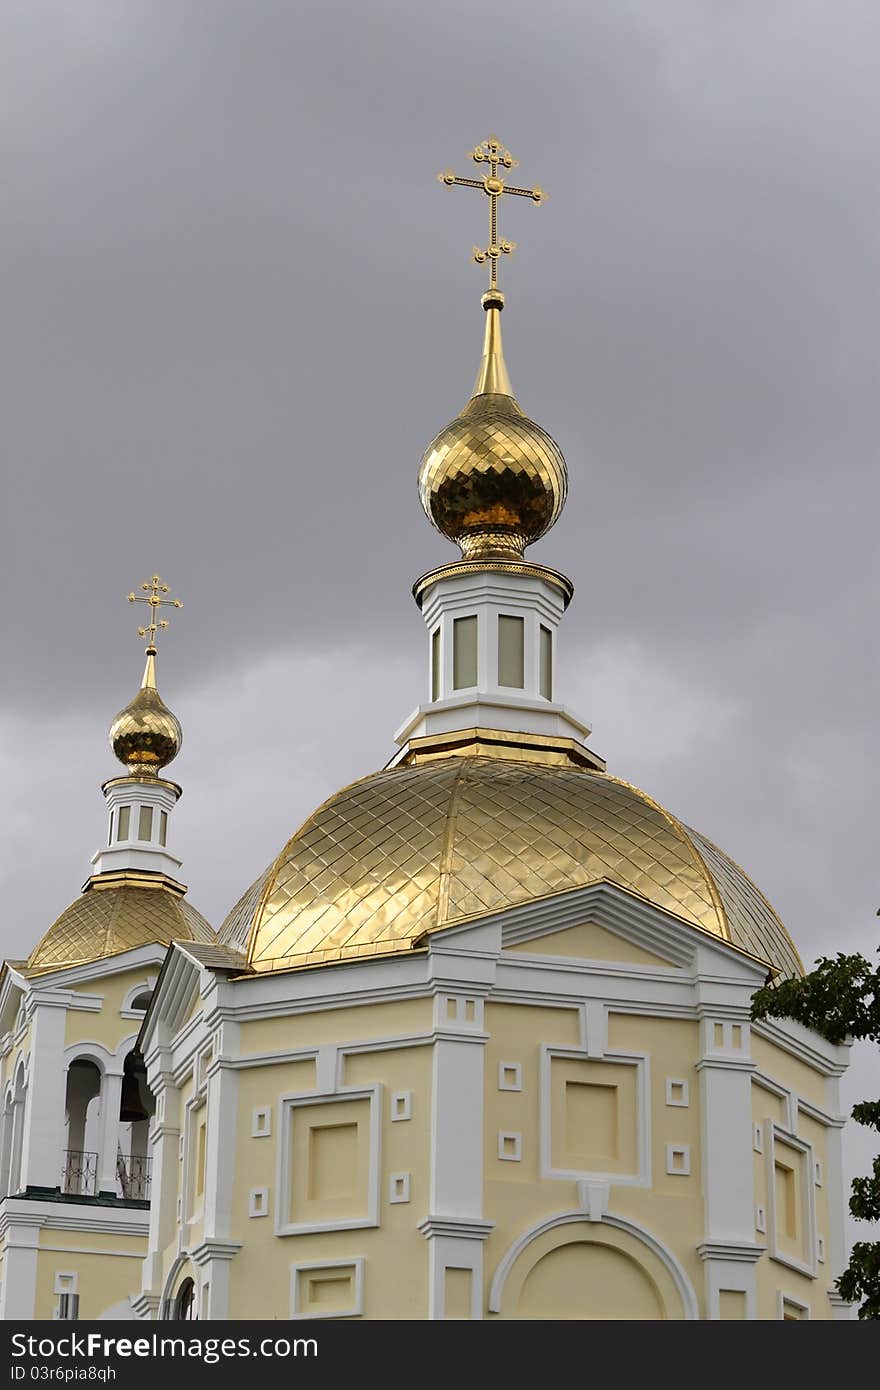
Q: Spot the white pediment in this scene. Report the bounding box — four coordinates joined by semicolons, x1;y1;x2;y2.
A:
496;881;698;970
505;920;678;969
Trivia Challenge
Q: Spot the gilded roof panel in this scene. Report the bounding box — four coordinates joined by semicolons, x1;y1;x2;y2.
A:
27;882;214;974
686;828;804;980
220;755;800;978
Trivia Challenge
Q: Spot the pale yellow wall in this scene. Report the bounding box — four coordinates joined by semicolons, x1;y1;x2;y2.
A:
64;967;155;1052
484;1001;584;1299
505;922;675;969
751;1034;826;1110
144;986;840;1320
798;1109;830;1271
751;1042;833;1319
3;1019;32;1092
480;1007;705;1318
225;1039;432;1319
239;999;431;1056
603;1014;704;1307
39;1228;144;1253
34;1244;144;1320
501;1225;673;1319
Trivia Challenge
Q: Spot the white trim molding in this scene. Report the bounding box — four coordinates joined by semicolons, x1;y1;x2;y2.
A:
290;1258;364;1320
488;1210;699;1319
539;1046;651;1188
274;1086;381;1237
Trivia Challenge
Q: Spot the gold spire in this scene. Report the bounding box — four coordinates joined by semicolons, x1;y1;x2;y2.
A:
419;143;566;562
472;295;513;396
438;136;545;295
110;576;183;778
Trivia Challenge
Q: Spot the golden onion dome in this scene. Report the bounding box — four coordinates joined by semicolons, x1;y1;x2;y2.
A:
218;753;803;980
418;294;567;561
109;648;182;776
25;874;214;975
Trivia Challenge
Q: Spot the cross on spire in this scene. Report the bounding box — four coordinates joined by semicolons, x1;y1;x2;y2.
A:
438;136;546;294
127;575;182;652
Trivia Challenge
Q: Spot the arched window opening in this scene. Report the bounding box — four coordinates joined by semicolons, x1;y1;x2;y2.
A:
117;1050;155;1200
130;991;153;1013
63;1060;101;1196
172;1278;197;1321
0;1092;15;1198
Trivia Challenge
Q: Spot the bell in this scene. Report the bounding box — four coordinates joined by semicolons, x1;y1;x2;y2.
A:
119;1055;153;1124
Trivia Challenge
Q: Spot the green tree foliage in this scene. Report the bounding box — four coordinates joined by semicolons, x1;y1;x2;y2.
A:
751;944;880;1319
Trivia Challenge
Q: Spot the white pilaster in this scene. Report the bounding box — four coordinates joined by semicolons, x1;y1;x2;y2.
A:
420;999;492;1319
18;1002;67;1191
139;1067;180;1306
98;1071;124;1195
696;1016;762;1318
203;1024;240;1245
824;1070;856;1320
191;1240;242;1321
0;1219;42;1319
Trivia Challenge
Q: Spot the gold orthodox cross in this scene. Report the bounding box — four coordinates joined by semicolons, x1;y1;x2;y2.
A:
438;136;546;293
127;575;182;650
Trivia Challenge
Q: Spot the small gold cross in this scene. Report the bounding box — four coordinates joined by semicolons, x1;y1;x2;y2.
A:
127;575;182;651
438;136;546;293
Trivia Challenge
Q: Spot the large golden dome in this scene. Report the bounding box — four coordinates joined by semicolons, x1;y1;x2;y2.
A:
418;298;567;560
26;874;214;975
109;649;182;776
219;754;802;979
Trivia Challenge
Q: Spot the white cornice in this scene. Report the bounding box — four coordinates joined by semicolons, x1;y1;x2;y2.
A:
697;1241;766;1264
25;944;169;991
190;1239;242;1266
695;1057;756;1075
752;1017;850;1076
0;1199;148;1238
417;1217;495;1241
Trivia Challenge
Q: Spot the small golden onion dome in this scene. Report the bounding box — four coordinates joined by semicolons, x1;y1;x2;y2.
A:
418;294;568;560
109;648;182;777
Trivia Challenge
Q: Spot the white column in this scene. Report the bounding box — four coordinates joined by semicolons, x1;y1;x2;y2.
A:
203;1026;239;1243
824;1070;856;1320
0;1221;42;1319
9;1100;25;1196
191;1242;241;1321
696;1015;761;1319
98;1071;124;1195
419;994;493;1319
19;1003;68;1191
0;1102;13;1196
138;1068;180;1310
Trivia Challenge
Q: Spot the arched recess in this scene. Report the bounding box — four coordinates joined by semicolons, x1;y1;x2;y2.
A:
118;1048;155;1199
63;1059;102;1195
120;979;157;1019
5;1057;29;1198
0;1085;15;1196
489;1213;699;1320
161;1256;199;1320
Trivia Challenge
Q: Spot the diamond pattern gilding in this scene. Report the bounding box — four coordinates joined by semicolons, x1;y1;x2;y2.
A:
419;393;567;554
218;868;272;953
228;757;802;977
27;885;214;972
686;828;803;979
240;757;743;972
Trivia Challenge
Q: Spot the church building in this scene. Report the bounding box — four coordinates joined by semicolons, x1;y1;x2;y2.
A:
0;139;853;1321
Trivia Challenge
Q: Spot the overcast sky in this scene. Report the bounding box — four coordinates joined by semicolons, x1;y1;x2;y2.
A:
2;1;878;1249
